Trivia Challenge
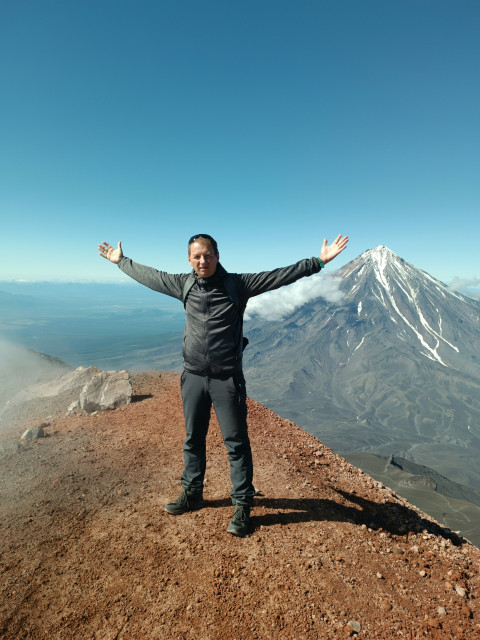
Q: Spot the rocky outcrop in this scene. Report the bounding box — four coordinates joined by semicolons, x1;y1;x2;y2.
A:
399;475;437;489
385;454;403;472
79;370;132;413
2;366;99;408
0;366;133;426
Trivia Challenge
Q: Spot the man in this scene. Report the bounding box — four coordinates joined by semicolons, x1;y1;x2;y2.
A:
98;233;348;536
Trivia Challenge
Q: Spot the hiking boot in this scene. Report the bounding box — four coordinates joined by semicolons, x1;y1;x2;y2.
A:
164;489;205;515
227;504;251;537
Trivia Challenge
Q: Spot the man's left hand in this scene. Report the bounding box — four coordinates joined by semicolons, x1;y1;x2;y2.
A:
320;234;349;265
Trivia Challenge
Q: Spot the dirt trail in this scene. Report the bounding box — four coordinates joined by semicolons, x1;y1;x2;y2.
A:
1;371;479;639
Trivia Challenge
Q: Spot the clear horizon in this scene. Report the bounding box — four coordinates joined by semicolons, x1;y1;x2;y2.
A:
1;1;479;286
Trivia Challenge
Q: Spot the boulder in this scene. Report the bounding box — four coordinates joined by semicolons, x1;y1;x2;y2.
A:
0;366;101;426
21;426;46;440
5;367;101;406
79;370;132;414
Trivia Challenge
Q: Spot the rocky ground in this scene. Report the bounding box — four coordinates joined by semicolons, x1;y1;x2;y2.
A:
1;371;479;639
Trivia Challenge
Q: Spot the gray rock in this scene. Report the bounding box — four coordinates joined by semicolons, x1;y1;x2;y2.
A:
0;367;101;424
347;620;362;633
80;370;132;414
21;426;46;440
67;400;80;415
6;367;101;406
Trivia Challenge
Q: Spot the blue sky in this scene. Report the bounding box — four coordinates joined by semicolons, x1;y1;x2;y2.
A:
1;0;479;288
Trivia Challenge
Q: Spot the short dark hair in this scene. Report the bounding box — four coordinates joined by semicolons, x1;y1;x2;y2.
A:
188;234;218;254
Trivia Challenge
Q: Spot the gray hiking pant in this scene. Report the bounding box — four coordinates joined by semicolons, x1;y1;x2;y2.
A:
180;370;255;506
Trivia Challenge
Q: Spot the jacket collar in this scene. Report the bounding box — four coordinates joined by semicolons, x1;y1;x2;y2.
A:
193;263;227;287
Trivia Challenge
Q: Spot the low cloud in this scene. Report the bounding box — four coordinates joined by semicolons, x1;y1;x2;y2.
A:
244;273;344;322
0;338;71;415
448;277;480;292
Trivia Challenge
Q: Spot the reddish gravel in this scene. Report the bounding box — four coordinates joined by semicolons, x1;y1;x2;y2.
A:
1;371;479;639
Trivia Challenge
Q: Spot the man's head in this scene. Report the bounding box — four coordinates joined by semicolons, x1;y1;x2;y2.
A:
188;234;219;278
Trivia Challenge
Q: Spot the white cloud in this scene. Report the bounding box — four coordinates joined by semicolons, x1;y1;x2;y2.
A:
448;277;480;292
244;273;344;322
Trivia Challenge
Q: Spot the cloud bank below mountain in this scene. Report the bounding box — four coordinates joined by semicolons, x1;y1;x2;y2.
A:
244;272;344;322
448;277;480;298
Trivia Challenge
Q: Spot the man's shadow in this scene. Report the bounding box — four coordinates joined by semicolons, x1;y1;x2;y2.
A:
208;491;464;545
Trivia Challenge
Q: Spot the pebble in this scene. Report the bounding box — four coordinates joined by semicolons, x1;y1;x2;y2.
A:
455;585;467;598
437;607;447;616
346;620;361;634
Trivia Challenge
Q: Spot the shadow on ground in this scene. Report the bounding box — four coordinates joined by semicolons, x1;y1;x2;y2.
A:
240;493;466;545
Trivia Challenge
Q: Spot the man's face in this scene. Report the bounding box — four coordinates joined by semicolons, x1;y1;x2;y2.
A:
188;240;219;278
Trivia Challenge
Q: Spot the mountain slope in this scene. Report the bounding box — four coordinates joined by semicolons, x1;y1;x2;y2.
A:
1;372;479;639
344;452;480;543
243;246;480;493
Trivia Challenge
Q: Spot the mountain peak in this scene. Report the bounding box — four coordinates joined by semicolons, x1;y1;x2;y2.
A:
337;244;479;368
341;245;404;279
363;244;397;256
360;245;402;266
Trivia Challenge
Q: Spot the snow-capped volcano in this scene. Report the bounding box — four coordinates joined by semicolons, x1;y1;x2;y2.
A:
244;245;480;492
339;245;479;371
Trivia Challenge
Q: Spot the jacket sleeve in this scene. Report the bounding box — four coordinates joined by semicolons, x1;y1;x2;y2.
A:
117;257;186;301
237;257;322;301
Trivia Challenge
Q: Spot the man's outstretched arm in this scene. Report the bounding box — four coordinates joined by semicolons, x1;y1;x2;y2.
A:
98;241;123;263
97;240;186;300
319;234;349;265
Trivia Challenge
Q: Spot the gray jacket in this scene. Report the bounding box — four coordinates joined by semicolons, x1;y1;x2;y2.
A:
118;256;321;376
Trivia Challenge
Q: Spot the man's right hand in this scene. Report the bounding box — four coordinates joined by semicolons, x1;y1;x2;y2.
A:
98;241;123;263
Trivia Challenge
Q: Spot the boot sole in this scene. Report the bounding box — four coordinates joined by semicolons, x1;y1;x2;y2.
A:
227;523;249;537
164;502;205;515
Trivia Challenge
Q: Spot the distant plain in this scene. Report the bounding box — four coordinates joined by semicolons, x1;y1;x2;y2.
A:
0;281;185;370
